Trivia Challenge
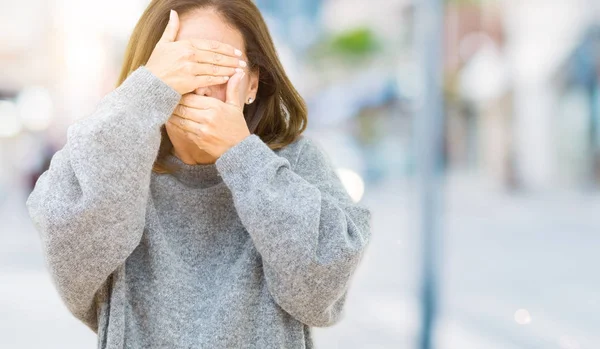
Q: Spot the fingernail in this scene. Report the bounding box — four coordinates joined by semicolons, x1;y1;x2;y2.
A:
170;9;175;21
239;60;247;67
235;68;244;73
223;76;230;81
234;49;243;57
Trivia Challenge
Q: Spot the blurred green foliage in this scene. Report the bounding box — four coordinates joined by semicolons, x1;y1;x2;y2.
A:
308;27;381;64
329;27;379;56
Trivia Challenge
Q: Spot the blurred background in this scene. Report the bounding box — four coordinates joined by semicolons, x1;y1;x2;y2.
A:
1;0;600;348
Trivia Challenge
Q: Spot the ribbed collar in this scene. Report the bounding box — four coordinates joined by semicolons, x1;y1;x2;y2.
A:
163;153;224;189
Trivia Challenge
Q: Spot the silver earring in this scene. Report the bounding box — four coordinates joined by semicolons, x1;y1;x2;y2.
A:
247;97;254;104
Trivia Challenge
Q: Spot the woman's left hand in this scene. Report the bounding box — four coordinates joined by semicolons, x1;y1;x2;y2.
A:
168;71;251;158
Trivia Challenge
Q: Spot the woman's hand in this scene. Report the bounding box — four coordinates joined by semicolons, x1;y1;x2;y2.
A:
167;71;251;158
145;10;247;95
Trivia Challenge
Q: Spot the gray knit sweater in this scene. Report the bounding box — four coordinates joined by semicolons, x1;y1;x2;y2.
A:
25;66;372;349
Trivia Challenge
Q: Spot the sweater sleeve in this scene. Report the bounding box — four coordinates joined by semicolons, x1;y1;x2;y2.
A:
25;66;181;332
215;134;372;327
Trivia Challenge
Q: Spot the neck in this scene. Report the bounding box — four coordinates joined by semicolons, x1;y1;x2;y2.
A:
171;144;217;165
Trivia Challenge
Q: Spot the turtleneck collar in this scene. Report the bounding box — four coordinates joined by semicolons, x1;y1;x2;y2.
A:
162;153;224;189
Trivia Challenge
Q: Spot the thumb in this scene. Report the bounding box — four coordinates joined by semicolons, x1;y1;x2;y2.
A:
226;71;246;109
159;9;180;43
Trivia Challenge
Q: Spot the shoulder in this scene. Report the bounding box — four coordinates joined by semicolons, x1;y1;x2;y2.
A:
273;134;336;182
274;134;329;169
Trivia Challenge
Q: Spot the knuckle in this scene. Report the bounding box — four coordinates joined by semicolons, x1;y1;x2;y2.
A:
184;39;195;49
196;124;206;136
186;62;197;74
179;61;189;73
181;47;194;60
209;40;220;49
178;105;187;117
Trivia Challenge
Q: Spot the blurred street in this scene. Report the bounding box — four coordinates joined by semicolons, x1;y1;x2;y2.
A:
3;174;599;348
3;0;600;347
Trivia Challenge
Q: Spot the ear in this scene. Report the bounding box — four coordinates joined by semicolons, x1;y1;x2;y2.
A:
246;67;260;100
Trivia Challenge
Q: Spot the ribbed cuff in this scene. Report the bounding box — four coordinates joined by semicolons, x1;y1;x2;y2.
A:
216;134;287;189
112;66;182;126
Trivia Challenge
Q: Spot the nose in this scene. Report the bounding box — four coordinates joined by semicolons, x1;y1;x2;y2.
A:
195;84;227;102
195;86;213;97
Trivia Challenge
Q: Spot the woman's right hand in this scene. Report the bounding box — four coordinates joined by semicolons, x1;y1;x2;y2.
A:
145;9;247;95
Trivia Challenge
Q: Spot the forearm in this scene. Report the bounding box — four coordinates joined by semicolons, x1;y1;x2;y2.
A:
216;134;372;326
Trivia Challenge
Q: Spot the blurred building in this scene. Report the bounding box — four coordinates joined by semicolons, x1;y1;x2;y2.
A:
554;26;600;188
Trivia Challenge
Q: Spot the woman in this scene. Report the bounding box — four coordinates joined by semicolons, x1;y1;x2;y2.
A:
26;0;372;348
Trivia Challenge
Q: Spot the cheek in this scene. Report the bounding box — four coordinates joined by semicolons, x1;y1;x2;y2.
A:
212;84;228;101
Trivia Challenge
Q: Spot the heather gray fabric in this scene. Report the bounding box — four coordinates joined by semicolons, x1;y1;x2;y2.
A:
25;66;372;349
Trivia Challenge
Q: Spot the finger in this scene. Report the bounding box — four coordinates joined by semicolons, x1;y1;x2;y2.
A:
173;103;215;123
192;49;247;69
226;71;246;109
170;114;208;137
159;9;180;43
169;114;194;134
172;104;189;119
167;116;189;135
186;62;243;78
180;94;222;110
188;39;243;59
192;75;232;89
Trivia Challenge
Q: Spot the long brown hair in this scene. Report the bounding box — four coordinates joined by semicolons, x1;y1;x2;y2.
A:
117;0;308;174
